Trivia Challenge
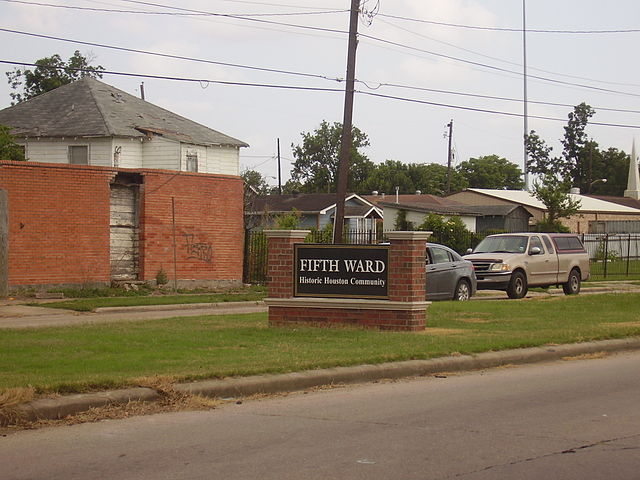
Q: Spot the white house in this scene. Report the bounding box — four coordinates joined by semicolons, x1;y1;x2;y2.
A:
0;77;248;174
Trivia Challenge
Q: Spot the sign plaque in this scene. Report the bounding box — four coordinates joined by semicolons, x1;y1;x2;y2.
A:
294;244;389;299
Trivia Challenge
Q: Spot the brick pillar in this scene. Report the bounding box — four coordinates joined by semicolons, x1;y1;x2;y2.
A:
264;230;310;299
387;231;431;303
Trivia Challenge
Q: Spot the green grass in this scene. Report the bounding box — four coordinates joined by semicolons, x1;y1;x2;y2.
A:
2;293;640;394
31;286;267;312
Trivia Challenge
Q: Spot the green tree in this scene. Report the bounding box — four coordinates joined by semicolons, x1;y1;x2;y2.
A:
408;163;467;195
290;121;374;193
359;160;414;195
525;103;611;192
417;213;471;254
241;169;272;195
532;173;581;232
0;125;25;161
6;51;105;104
362;162;467;196
456;155;524;189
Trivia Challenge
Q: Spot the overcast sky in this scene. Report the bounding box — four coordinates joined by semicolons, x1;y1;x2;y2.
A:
1;0;639;191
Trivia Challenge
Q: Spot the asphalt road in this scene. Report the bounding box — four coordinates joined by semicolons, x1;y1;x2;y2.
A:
2;350;639;480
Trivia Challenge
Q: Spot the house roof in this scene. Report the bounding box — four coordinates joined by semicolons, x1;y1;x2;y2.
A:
471;204;532;217
0;77;248;148
585;195;640;210
377;198;482;217
453;189;640;214
249;193;382;218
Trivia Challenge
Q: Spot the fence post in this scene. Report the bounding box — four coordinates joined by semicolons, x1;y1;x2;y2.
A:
604;234;609;278
627;233;631;276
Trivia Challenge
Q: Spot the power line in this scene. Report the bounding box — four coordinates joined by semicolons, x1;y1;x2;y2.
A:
358;32;640;99
376;13;640;34
2;59;639;130
0;0;348;17
0;28;343;83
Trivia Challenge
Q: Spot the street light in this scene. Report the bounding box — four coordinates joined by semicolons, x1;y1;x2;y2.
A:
589;178;607;193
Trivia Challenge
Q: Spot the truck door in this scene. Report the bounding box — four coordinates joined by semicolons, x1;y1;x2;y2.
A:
527;235;558;286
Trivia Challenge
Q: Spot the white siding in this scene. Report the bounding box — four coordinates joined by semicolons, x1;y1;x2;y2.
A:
19;137;113;166
142;137;180;170
207;145;240;175
16;136;240;174
113;138;144;168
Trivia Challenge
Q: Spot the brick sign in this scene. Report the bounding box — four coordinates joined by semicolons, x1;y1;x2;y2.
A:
294;244;389;299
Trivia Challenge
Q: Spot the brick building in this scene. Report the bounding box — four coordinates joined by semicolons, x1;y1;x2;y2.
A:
0;161;244;290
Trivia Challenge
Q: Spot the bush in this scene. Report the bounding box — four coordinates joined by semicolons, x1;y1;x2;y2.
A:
417;214;472;254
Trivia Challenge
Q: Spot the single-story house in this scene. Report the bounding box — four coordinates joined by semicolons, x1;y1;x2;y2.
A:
446;188;640;233
365;194;480;232
247;193;382;233
0;77;248;174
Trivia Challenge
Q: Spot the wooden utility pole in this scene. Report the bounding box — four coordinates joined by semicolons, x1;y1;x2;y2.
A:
446;120;453;194
333;0;360;244
277;138;282;194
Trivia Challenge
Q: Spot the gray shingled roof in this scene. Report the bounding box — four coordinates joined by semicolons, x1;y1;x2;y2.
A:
0;77;248;147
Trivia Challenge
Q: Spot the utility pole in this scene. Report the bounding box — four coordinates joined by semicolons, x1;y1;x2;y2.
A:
333;0;360;244
522;0;530;190
277;138;282;194
446;120;453;194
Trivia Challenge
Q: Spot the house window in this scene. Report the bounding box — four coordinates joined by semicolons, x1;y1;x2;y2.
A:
69;145;88;165
186;151;198;172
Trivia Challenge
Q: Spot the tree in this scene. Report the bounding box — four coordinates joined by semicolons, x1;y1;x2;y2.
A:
456;155;524;190
417;213;471;254
241;169;272;195
290;121;373;193
532;173;581;232
0;125;25;161
525;102;607;192
361;162;467;196
6;51;105;104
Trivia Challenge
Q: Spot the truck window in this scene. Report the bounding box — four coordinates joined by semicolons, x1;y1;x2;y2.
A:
553;236;585;251
542;236;554;254
530;236;544;253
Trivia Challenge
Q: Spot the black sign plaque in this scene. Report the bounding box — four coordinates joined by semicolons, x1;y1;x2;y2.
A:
294;244;389;299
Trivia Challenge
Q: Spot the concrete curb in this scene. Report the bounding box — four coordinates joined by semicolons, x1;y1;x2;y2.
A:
3;337;639;427
94;300;266;313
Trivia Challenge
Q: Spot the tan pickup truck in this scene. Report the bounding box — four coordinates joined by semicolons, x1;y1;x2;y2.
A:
464;233;590;299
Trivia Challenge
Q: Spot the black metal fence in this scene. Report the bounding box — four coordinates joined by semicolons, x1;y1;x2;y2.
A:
581;234;640;278
243;230;640;284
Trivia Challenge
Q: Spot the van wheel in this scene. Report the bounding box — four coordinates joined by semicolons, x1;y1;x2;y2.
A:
507;271;528;299
453;279;471;301
563;269;581;295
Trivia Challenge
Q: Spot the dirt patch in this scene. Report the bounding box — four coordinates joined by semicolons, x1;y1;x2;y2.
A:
457;318;491;324
418;328;466;336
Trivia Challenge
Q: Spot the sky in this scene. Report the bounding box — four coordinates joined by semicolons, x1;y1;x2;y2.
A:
0;0;639;192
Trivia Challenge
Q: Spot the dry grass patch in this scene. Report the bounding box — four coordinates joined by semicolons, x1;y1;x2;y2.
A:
0;387;36;427
562;352;609;361
600;321;640;328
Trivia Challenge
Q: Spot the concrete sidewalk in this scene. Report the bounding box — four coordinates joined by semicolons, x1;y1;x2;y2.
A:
0;301;268;329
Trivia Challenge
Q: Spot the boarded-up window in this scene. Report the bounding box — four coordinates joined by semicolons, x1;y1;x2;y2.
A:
186;152;198;172
69;145;88;164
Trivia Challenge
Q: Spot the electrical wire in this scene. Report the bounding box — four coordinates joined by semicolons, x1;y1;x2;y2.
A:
376;12;640;34
0;0;348;17
2;59;639;130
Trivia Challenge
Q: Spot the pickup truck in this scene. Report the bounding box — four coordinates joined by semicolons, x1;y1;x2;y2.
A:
464;233;590;299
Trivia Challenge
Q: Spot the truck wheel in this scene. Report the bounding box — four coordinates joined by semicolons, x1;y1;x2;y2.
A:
563;269;581;295
453;279;471;301
507;271;528;299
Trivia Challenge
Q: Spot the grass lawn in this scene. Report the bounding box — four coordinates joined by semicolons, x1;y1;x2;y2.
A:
33;287;267;312
2;293;640;395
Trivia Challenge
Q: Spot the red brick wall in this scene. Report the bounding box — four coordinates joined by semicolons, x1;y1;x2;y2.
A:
0;161;114;286
139;170;244;284
0;161;244;288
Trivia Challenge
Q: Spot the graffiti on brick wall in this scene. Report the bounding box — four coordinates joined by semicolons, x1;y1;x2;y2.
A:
184;233;213;263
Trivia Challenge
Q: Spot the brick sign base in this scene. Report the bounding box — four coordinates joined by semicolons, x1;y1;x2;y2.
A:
263;230;431;332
